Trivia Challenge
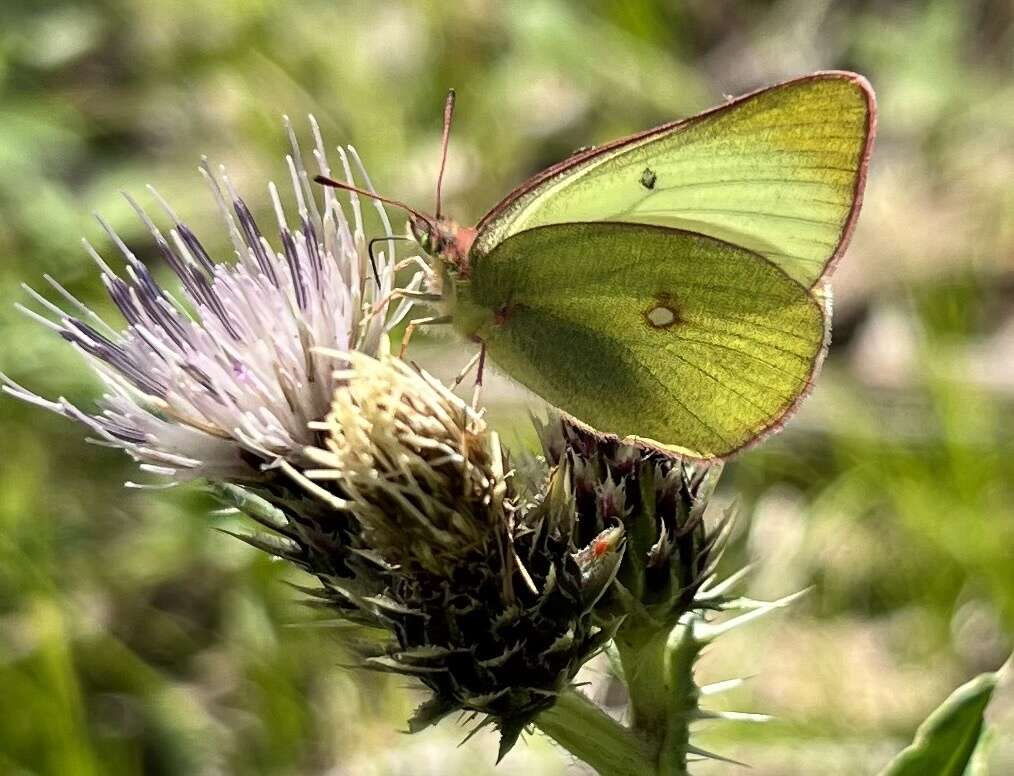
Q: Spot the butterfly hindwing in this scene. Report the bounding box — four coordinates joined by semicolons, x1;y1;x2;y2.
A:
473;71;875;288
463;222;828;459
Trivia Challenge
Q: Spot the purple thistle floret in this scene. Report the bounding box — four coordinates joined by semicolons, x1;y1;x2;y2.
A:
2;118;422;483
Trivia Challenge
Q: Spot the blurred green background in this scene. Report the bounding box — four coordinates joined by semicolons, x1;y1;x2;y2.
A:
1;0;1012;773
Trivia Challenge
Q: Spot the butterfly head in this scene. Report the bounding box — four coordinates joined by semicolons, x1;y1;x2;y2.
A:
410;214;476;277
315;90;476;278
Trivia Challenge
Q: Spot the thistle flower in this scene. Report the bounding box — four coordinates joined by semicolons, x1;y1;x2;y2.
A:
0;114;623;760
271;352;624;759
1;118;420;482
2;111;779;774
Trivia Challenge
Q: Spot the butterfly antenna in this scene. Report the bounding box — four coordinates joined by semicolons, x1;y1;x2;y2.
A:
313;175;435;226
435;89;456;219
366;235;413;289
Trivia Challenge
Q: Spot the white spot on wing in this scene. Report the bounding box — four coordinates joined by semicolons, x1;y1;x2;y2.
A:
647;306;677;327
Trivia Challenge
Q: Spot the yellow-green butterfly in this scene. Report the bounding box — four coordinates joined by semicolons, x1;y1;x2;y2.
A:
318;71;876;460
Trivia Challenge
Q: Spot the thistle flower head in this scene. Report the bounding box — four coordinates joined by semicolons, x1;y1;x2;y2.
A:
265;354;621;757
2;118;421;482
302;350;506;576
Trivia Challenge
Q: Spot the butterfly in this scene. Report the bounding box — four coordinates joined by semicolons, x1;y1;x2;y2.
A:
317;71;876;460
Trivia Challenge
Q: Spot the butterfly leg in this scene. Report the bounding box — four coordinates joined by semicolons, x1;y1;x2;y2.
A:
373;288;443;315
452;350;483;387
399;314;452;358
470;343;487;410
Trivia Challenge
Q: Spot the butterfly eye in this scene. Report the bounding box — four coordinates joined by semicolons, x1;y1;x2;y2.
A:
410;220;431;252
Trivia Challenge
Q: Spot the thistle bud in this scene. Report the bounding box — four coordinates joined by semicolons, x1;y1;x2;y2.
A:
537;416;727;628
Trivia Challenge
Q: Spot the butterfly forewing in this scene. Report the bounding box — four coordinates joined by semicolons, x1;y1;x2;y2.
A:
465;222;828;459
473;72;875;288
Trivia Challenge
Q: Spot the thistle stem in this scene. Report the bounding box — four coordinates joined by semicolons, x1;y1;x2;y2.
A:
616;626;672;740
659;622;703;775
612;620;704;775
536;687;654;776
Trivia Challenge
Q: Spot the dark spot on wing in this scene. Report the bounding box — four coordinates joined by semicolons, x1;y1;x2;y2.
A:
640;167;657;190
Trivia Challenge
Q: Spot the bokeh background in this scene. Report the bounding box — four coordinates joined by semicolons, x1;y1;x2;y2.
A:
1;1;1013;773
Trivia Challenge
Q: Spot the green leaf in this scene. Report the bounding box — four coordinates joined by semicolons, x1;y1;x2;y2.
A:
878;666;1003;776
